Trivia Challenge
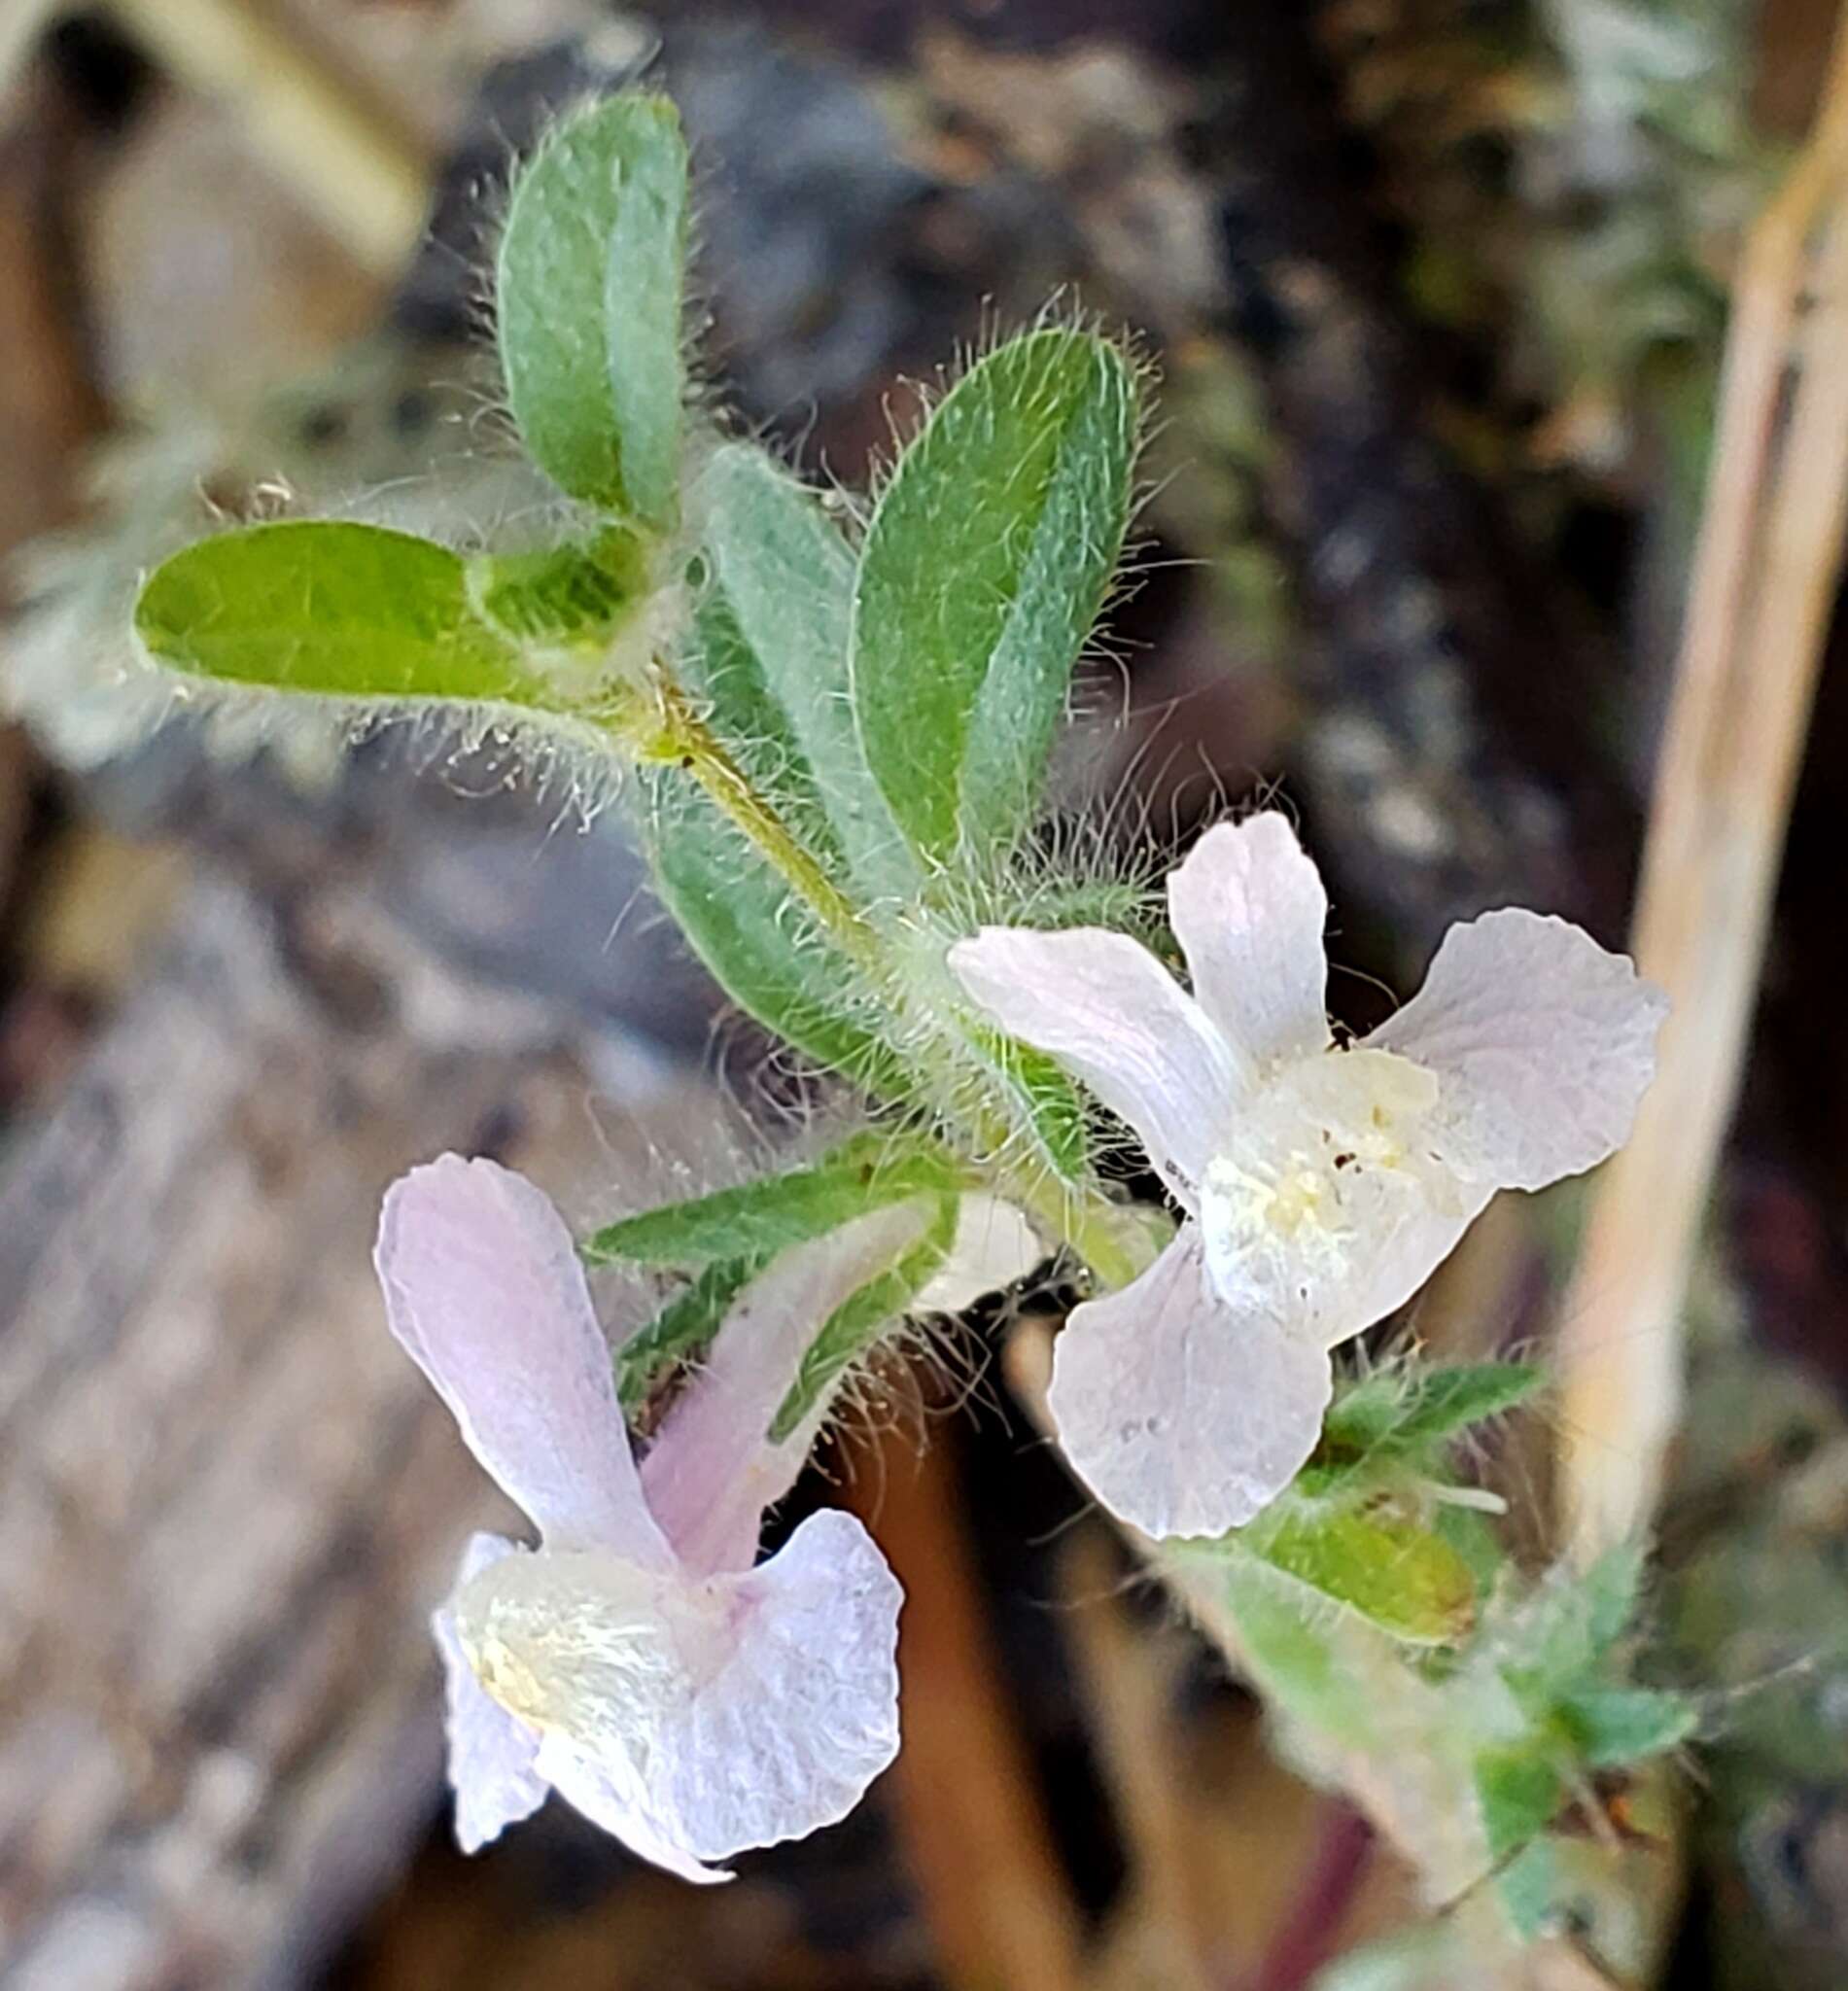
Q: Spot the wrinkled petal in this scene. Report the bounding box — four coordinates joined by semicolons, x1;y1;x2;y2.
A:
1048;1228;1333;1539
453;1511;901;1871
1167;815;1332;1070
654;1509;902;1860
538;1741;728;1885
948;926;1238;1205
914;1195;1045;1314
377;1156;671;1564
433;1533;548;1853
1370;909;1667;1192
642;1203;933;1577
1199;1164;1485;1355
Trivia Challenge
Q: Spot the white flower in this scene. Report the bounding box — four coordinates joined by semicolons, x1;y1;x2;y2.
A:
375;1156;988;1879
949;813;1666;1541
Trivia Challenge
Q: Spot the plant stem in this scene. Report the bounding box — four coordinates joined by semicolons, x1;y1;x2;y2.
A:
630;666;889;976
620;667;1153;1291
1556;7;1848;1561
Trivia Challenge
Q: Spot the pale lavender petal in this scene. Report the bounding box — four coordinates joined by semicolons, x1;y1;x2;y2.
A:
376;1155;671;1563
453;1516;902;1872
948;926;1238;1205
538;1741;729;1885
650;1509;902;1861
913;1195;1045;1314
1198;1170;1486;1356
432;1533;547;1853
642;1203;933;1576
1167;815;1332;1068
1048;1228;1333;1539
1370;910;1667;1192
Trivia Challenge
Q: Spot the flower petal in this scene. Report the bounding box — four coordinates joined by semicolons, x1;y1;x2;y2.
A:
1047;1228;1333;1538
653;1509;902;1861
1370;910;1667;1191
538;1742;729;1885
1167;815;1332;1068
455;1513;902;1871
377;1155;671;1563
913;1194;1044;1314
432;1533;548;1854
948;926;1238;1205
641;1203;933;1576
1198;1164;1485;1355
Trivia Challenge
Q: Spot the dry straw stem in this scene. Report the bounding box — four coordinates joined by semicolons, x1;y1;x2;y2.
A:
100;0;432;273
1557;7;1848;1562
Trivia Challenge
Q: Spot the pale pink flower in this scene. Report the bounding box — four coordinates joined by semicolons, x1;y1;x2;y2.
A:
950;813;1665;1541
376;1157;979;1879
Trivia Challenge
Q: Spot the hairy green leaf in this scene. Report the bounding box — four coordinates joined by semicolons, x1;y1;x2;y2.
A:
769;1193;959;1442
1475;1745;1564;1863
135;521;550;708
583;1131;959;1268
1558;1685;1697;1768
852;328;1138;864
1323;1360;1544;1462
645;769;910;1096
614;1253;765;1411
465;529;651;651
698;445;916;897
498;93;686;526
1243;1503;1479;1646
969;1027;1092;1183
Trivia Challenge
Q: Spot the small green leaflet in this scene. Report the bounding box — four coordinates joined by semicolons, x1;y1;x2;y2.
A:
135;521;555;710
645;769;911;1098
497;93;687;528
970;1027;1092;1183
697;446;918;899
1321;1360;1544;1462
465;529;651;651
851;328;1139;866
1556;1685;1696;1768
582;1132;960;1269
1238;1500;1479;1646
615;1253;765;1411
770;1193;959;1442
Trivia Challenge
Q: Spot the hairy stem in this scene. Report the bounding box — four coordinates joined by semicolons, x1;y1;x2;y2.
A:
624;665;889;976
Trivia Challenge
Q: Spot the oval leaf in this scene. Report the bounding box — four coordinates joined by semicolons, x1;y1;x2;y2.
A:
1245;1504;1479;1646
583;1132;959;1268
498;93;687;527
645;769;910;1098
851;328;1138;865
465;529;651;651
135;521;547;709
699;445;917;898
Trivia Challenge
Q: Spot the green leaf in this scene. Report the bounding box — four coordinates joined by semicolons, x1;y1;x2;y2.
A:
1504;1546;1651;1711
1323;1361;1543;1461
697;445;916;897
135;522;552;708
1242;1503;1479;1646
1475;1744;1564;1863
645;768;910;1095
582;1132;959;1268
852;328;1139;865
1203;1557;1379;1749
972;1029;1091;1182
497;94;687;526
465;529;651;650
1558;1686;1697;1768
770;1194;959;1442
615;1253;765;1411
